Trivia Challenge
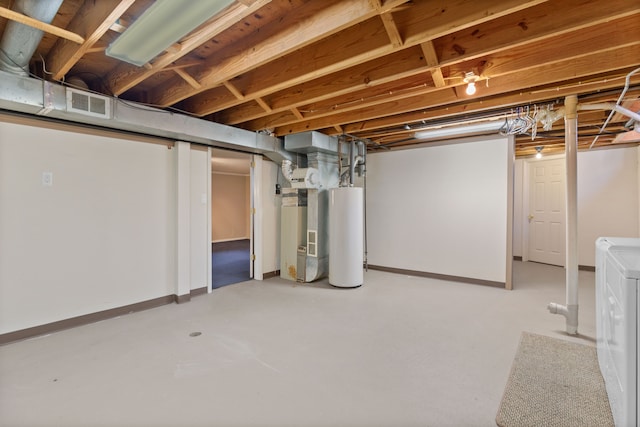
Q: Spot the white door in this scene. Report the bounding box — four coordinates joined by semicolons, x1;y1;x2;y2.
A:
528;158;565;266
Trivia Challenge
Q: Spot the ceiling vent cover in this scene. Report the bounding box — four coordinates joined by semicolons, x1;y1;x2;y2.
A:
66;88;111;119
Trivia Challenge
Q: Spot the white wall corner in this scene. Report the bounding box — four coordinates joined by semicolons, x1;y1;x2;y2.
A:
176;141;191;298
252;155;264;280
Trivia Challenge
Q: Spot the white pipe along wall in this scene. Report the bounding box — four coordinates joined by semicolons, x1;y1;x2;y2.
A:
548;93;640;335
547;95;579;335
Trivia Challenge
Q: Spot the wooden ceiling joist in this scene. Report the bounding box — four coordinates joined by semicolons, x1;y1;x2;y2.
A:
156;0;547;109
251;19;639;135
255;98;272;113
275;45;640;137
3;0;638;157
174;68;201;90
186;0;555;121
106;0;272;96
0;6;84;44
46;0;135;81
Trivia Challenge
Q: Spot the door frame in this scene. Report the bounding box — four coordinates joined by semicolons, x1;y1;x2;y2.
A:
206;147;213;292
208;149;256;291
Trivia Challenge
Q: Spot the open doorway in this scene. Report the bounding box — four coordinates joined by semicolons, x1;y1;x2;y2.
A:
211;149;252;289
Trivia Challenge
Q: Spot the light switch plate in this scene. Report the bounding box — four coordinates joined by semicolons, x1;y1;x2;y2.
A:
42;172;53;186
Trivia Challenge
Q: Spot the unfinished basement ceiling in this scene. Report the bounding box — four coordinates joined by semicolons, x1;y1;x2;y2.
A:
0;0;638;157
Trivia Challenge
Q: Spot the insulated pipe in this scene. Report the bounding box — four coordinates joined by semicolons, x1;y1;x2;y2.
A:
281;159;293;184
0;0;64;75
349;139;356;186
361;141;368;271
547;94;579;335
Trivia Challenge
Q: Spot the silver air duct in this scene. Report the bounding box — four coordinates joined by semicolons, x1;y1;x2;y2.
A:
0;0;64;75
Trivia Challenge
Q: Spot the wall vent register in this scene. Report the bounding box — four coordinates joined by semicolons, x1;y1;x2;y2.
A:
66;88;112;119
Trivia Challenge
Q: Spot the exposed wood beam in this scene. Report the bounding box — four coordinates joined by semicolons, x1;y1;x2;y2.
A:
161;61;203;72
290;107;304;120
217;47;428;124
183;0;548;116
256;98;272;113
420;41;445;87
0;6;84;44
273;46;640;136
223;81;245;100
222;10;637;129
380;11;403;47
47;0;135;81
149;0;409;107
174;69;201;90
242;16;638;131
85;46;107;54
434;0;638;67
353;72;640;138
245;74;435;131
185;17;393;114
107;0;272;96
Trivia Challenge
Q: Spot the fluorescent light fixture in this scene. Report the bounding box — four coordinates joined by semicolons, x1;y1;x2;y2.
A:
106;0;234;66
413;121;503;140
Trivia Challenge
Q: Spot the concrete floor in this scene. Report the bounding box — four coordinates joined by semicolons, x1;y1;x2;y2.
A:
0;261;596;427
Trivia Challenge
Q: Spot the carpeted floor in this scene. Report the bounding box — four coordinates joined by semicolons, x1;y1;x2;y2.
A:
496;331;614;427
211;239;251;289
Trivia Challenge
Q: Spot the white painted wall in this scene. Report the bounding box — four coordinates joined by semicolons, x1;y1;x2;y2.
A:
189;147;209;290
0;120;177;334
512;146;639;266
211;173;250;241
577;147;639;265
366;136;510;283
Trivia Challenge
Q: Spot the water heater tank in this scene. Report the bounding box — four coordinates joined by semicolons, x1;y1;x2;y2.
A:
329;187;363;288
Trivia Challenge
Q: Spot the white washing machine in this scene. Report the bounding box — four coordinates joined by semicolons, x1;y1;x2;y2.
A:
596;237;640;427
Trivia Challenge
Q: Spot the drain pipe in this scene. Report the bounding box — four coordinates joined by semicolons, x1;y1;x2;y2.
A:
0;0;64;75
548;94;579;335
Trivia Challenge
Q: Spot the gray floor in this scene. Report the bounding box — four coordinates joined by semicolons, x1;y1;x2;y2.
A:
0;261;597;427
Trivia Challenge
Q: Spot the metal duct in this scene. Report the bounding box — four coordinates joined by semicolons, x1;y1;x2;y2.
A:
0;71;293;162
0;0;64;75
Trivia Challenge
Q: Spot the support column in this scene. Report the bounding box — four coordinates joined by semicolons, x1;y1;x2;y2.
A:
564;95;579;334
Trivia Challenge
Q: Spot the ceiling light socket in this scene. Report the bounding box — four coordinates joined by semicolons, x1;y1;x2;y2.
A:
463;72;479;96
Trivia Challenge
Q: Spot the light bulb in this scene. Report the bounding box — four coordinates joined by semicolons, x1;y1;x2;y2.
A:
465;82;476;95
535;146;543;159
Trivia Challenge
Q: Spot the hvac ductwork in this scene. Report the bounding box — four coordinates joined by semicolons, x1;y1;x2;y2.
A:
0;0;64;75
0;70;293;162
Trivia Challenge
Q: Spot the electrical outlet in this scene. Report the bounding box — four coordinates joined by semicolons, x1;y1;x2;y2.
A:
42;172;53;187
